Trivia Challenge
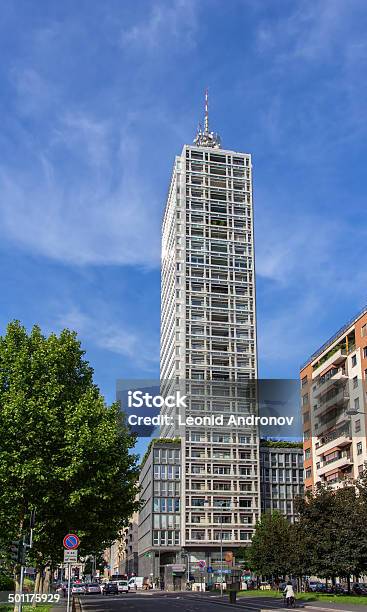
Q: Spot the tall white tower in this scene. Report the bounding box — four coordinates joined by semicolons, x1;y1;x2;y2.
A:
160;93;260;564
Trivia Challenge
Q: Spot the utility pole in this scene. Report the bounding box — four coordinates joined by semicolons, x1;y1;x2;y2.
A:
220;511;223;598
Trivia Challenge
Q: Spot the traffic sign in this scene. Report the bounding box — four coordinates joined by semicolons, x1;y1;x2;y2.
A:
64;550;78;563
207;566;213;573
198;560;206;570
63;534;80;550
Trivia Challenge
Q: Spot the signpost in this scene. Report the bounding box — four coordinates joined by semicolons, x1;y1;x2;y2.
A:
63;534;80;550
63;535;80;612
64;550;78;563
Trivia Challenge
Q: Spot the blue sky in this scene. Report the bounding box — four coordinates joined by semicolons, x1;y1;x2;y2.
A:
1;0;367;458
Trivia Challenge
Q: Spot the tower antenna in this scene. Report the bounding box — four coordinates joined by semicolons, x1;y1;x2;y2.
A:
193;88;221;148
204;88;209;134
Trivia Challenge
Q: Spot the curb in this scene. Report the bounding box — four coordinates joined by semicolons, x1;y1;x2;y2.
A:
306;604;358;612
72;596;83;612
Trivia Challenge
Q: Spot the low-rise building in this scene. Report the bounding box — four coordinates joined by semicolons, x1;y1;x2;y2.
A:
138;438;182;585
120;513;139;576
260;441;304;522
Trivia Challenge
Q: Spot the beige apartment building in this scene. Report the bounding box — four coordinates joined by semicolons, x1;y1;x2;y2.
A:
300;306;367;491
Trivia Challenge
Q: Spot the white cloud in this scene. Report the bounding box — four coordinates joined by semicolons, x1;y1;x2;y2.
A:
256;1;350;61
0;106;162;267
57;306;159;370
121;0;198;50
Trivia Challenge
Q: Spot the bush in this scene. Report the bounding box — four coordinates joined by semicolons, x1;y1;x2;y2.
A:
0;573;15;591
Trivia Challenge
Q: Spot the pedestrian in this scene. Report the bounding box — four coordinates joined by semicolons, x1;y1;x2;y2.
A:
283;581;295;608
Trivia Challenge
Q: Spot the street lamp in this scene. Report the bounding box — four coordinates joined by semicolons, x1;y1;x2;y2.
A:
215;500;227;598
346;408;365;416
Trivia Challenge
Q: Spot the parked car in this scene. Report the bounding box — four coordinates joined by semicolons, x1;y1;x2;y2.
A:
85;583;101;594
114;580;129;593
307;581;321;592
103;582;119;595
71;584;86;595
259;581;271;590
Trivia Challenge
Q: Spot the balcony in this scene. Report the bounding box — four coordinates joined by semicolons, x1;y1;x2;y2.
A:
317;452;353;476
315;424;352;456
315;386;349;413
313;369;348;399
313;348;347;378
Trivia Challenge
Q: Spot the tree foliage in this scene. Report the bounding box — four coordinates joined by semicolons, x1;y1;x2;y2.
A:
295;483;367;580
249;479;367;581
0;321;140;571
249;511;293;577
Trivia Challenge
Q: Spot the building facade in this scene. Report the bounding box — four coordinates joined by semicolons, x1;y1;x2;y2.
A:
120;513;139;576
300;306;367;491
260;442;304;523
138;439;182;580
159;95;260;569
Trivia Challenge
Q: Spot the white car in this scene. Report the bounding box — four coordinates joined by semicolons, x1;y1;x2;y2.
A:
114;580;129;593
71;583;86;594
85;583;101;594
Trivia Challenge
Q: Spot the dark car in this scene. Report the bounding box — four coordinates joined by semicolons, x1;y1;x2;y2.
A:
103;582;118;595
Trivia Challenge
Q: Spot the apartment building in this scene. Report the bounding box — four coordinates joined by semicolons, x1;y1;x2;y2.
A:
159;93;260;568
300;306;367;491
260;441;304;523
120;513;139;576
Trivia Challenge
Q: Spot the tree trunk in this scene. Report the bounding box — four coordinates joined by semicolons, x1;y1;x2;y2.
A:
13;567;20;612
32;571;42;607
43;567;51;594
347;575;351;594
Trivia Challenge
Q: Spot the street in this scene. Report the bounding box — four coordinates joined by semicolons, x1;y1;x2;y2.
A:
79;592;367;612
80;592;290;611
80;592;288;611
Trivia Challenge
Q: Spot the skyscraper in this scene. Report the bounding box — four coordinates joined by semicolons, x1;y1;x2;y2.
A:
159;93;260;572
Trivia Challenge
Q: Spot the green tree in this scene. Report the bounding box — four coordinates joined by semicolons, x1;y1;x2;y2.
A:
0;321;139;588
295;486;336;578
295;483;367;584
249;511;292;578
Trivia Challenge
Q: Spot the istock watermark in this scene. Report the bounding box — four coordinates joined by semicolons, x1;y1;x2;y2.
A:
127;410;295;428
117;379;303;439
127;389;187;409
